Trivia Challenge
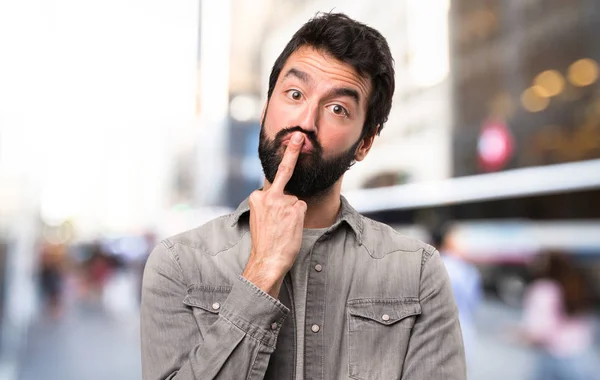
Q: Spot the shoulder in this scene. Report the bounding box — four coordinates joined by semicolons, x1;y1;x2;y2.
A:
145;213;250;286
161;213;248;256
359;215;437;268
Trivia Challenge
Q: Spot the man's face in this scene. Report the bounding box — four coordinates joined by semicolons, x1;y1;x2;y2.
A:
259;46;373;198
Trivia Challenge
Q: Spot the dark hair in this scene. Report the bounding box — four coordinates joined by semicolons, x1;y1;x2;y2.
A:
431;223;451;249
431;229;445;249
267;12;395;138
535;251;593;316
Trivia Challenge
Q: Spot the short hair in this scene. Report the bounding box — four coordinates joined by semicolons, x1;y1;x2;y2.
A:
431;229;445;248
267;12;395;138
431;223;451;248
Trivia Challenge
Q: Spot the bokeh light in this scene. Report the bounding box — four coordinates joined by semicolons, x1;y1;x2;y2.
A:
533;70;565;97
521;86;550;112
568;58;599;87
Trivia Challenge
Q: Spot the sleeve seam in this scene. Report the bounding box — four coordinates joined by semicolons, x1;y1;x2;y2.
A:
420;245;437;275
417;246;439;304
171;229;250;257
162;239;188;287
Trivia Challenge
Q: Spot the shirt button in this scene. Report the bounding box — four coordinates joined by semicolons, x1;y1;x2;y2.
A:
211;302;220;311
314;264;323;272
270;322;278;330
382;314;390;321
311;324;320;333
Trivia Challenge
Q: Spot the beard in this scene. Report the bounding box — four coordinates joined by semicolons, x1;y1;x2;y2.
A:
258;125;360;198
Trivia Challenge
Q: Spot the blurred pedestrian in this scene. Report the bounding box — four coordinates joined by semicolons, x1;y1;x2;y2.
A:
520;251;599;380
83;243;114;303
38;242;67;319
433;226;483;373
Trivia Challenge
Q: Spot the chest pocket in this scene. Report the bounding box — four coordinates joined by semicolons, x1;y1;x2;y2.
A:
347;298;421;380
183;284;232;333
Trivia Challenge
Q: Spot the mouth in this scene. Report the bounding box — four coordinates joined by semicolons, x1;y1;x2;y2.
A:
281;135;314;153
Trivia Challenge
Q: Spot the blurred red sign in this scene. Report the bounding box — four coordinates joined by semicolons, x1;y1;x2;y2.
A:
477;118;514;172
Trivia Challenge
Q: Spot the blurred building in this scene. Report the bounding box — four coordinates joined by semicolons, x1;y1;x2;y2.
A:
445;0;600;220
450;0;600;176
191;0;280;207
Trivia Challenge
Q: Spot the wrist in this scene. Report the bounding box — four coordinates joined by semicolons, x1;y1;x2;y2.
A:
242;259;286;298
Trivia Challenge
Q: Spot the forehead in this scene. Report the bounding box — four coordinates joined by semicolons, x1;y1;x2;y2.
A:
278;45;371;103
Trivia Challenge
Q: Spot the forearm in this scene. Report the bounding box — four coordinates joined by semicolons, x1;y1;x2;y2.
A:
141;244;289;380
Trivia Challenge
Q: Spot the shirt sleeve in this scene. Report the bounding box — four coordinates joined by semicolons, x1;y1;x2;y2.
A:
140;241;289;380
401;249;467;380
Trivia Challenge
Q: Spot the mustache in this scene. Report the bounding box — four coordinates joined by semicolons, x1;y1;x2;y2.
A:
274;126;322;152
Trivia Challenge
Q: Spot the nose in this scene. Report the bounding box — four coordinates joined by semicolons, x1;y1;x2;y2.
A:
292;101;319;133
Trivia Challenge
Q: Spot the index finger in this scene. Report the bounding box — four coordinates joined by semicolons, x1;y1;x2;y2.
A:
271;132;305;193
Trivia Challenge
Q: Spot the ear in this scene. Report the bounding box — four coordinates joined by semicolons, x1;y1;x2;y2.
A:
354;127;378;162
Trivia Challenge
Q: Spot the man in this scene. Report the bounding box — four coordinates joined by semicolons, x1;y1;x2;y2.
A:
141;12;466;380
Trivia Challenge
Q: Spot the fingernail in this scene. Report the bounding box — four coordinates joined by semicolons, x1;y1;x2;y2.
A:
291;133;304;144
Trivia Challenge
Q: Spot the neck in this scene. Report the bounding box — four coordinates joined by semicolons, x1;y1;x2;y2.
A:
262;181;342;229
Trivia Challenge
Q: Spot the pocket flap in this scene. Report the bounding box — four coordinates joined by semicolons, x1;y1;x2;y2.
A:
347;298;421;326
183;284;232;313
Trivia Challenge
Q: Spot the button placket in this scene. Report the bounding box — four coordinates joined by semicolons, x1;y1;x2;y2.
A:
304;236;328;380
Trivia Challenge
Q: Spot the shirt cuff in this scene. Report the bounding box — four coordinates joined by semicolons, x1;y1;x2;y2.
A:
220;275;290;348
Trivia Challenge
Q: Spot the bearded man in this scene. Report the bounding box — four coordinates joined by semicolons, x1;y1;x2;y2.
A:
141;12;466;380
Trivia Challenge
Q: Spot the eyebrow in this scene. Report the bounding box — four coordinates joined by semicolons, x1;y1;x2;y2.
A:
283;68;312;84
325;87;360;106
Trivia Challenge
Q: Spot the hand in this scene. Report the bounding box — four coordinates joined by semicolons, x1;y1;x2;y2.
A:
242;132;307;298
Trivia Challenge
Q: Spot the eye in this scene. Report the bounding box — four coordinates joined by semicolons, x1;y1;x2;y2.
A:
328;104;349;117
286;90;303;101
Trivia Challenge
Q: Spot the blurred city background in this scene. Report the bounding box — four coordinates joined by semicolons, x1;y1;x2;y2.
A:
0;0;599;379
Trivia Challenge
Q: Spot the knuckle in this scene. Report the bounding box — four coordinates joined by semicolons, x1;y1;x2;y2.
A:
277;164;292;176
296;200;307;212
249;191;261;204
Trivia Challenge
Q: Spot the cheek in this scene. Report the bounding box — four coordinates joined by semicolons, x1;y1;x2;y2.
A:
320;127;360;157
264;98;289;133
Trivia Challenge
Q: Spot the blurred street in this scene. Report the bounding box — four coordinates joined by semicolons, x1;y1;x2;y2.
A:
17;299;141;380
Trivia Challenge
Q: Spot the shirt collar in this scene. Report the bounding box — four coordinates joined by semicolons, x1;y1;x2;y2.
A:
230;194;363;244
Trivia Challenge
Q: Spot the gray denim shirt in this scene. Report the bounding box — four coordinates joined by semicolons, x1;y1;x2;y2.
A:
141;196;466;380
